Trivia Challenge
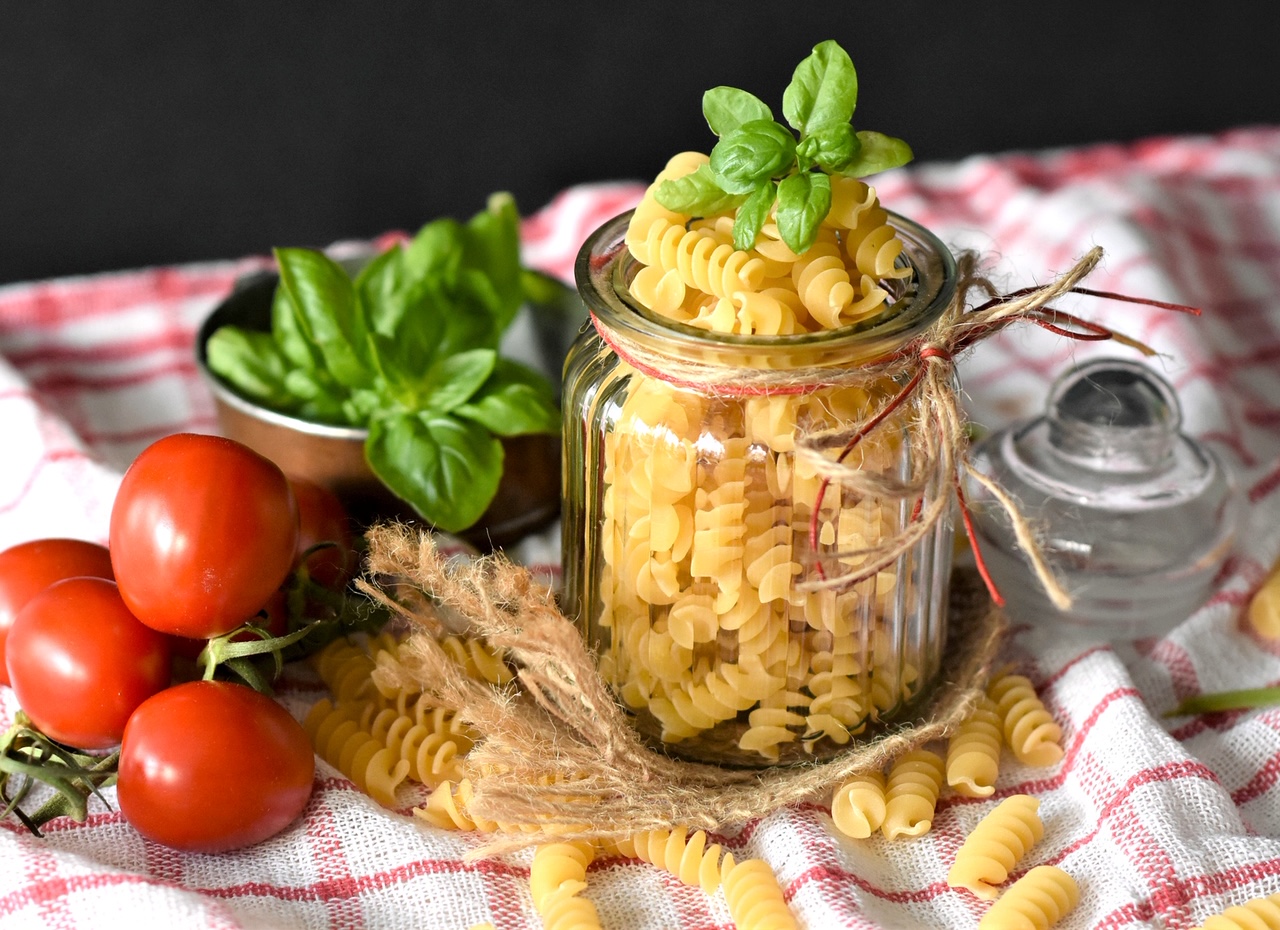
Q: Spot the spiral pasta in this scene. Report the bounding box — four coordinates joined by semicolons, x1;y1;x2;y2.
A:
303;697;413;807
792;240;854;328
882;748;945;839
977;865;1078;930
948;795;1044;899
306;633;501;805
830;770;887;839
947;695;1004;797
530;841;602;930
1194;891;1280;930
720;853;799;930
988;673;1064;768
623;152;911;339
625;827;726;894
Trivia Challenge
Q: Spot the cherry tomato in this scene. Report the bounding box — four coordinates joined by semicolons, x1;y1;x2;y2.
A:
117;680;315;853
5;577;171;749
0;537;114;686
169;589;291;661
110;433;299;639
289;476;356;589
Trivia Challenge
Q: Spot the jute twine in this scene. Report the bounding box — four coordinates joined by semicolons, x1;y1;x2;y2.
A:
359;523;1004;858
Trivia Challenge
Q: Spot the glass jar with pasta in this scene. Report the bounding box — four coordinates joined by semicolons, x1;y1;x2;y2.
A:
562;162;958;766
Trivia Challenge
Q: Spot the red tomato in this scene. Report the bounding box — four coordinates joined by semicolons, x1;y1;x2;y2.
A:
110;433;299;638
169;589;291;661
289;476;356;589
117;680;315;853
0;537;114;686
5;577;171;749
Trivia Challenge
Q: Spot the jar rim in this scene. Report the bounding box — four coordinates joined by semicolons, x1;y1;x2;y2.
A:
574;209;957;364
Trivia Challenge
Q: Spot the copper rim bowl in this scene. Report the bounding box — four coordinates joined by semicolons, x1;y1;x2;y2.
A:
194;269;583;549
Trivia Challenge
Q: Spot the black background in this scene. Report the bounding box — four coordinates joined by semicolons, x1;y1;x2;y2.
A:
3;2;1278;284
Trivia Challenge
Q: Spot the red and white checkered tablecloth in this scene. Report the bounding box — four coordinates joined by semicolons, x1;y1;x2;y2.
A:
3;126;1280;930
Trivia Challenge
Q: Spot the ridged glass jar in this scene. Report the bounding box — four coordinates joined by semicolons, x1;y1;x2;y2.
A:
562;210;958;766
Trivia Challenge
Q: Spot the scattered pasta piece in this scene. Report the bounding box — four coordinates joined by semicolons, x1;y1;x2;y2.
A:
948;795;1044;899
882;748;945;839
628;826;725;894
977;865;1078;930
947;695;1004;797
531;841;603;930
1194;891;1280;930
830;770;887;839
720;853;799;930
988;673;1064;768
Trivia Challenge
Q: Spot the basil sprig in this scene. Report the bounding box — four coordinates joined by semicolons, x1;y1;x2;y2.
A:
206;192;560;534
655;39;913;255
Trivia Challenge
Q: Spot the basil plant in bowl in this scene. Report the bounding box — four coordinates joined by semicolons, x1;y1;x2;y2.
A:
203;193;567;540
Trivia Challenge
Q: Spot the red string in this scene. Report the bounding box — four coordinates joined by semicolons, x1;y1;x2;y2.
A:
954;476;1005;607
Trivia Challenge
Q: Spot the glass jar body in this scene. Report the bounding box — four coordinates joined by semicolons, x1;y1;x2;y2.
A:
562;212;957;767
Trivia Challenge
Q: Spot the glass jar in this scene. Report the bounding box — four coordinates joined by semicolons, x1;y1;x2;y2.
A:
966;356;1242;640
562;211;958;766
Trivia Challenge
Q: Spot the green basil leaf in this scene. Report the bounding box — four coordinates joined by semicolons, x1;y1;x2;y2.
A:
368;284;447;398
341;388;384;424
403;217;463;284
418;348;497;415
455;358;560;436
455;268;506;342
271;282;320;370
782;39;858;134
654;164;745;216
275;248;371;389
775;172;832;255
205;326;297;411
839;131;915;176
283;368;351;424
732;181;776;252
702;86;772;136
366;412;503;533
460;192;524;336
355;244;406;337
796;123;860;174
521;268;565;305
709;120;798;195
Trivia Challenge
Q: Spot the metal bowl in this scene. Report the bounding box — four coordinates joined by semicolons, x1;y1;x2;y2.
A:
195;269;585;549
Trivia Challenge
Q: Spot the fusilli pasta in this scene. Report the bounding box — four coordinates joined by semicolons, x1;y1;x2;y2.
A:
948;795;1044;899
947;694;1004;797
720;853;800;930
531;841;603;930
882;748;945;839
830;770;887;839
1194;891;1280;930
988;673;1064;768
977;865;1078;930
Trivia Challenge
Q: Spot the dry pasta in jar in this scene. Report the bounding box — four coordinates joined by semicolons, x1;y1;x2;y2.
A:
562;195;957;766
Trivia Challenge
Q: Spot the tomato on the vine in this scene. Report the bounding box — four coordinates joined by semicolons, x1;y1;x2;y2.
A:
5;577;171;749
109;433;299;639
117;680;315;853
0;537;114;686
289;476;356;590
